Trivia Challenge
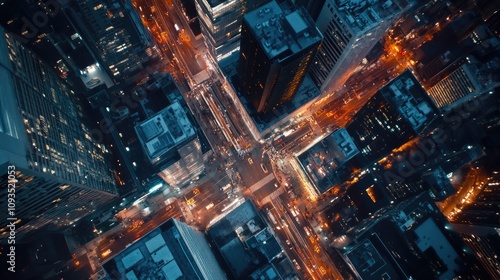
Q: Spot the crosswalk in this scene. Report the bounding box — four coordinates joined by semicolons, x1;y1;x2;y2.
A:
249;173;275;192
260;187;284;205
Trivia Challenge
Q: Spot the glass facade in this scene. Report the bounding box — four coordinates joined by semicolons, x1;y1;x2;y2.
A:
237;1;322;113
196;0;269;62
0;27;117;242
311;0;407;95
428;62;480;108
68;0;142;80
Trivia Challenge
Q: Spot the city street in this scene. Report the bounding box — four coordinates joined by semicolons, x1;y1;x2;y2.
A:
1;1;496;280
82;1;471;279
95;202;182;262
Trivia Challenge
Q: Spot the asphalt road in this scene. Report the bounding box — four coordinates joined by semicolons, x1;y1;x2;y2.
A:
96;203;182;262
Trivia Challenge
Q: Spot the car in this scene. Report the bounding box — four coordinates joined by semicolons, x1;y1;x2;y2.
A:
304;226;311;236
206;203;214;210
314;245;321;254
101;249;112;258
285;239;291;246
292;259;301;270
165;204;174;211
261;164;268;173
186;198;195;206
247;158;253;164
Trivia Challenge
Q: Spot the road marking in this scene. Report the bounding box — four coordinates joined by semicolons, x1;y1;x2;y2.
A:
260;187;284;205
249;173;275;192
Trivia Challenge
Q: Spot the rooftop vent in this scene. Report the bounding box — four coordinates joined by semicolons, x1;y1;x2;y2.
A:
256;23;262;29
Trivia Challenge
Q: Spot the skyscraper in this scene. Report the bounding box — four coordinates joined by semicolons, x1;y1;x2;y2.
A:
0;0;95;79
310;0;408;95
427;56;500;109
452;171;500;228
238;0;322;113
346;70;438;164
0;26;118;242
338;193;488;280
291;0;326;21
135;102;205;189
207;200;291;279
61;0;143;82
102;218;227;280
0;0;148;86
195;0;269;62
452;224;500;280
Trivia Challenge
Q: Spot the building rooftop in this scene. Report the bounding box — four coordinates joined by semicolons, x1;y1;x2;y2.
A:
339;193;482;279
297;128;359;193
205;0;227;8
345;238;402;280
345;173;391;217
135;101;196;163
379;70;438;133
207;200;284;279
103;219;210;280
245;227;282;261
334;0;406;33
249;264;280;280
244;0;322;59
414;218;460;280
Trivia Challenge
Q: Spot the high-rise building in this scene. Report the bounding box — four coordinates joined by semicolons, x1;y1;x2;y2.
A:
102;218;227;280
336;193;489;280
346;70;438;164
0;0;147;87
297;127;360;194
452;224;500;280
310;0;408;95
291;0;326;21
0;0;96;80
427;56;500;109
414;20;493;87
0;26;118;242
116;0;154;51
195;0;269;62
238;0;322;113
207;200;292;279
61;0;143;82
452;170;500;228
135;102;205;189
